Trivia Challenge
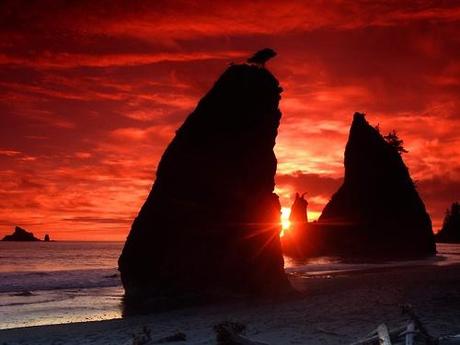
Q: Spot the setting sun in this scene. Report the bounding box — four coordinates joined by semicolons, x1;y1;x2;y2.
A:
1;1;460;342
280;207;291;237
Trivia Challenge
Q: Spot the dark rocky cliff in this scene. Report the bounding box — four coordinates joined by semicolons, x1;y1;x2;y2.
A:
317;113;436;257
119;64;289;303
2;226;41;241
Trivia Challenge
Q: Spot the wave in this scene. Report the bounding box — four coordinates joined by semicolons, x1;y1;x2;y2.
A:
0;268;121;293
285;253;459;277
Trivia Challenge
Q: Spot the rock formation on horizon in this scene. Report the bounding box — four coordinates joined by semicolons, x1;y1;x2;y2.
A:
436;202;460;243
2;226;41;241
44;234;50;242
119;63;290;303
281;193;311;257
317;113;436;257
289;193;308;225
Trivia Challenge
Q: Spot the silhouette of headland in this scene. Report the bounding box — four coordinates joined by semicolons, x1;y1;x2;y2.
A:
436;202;460;243
282;113;436;258
119;62;290;311
2;226;41;241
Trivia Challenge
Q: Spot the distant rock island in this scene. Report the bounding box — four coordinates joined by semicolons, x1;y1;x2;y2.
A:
2;226;41;241
119;63;290;304
436;202;460;243
282;113;436;258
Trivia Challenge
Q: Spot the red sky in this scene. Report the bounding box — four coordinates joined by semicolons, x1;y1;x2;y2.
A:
1;0;459;240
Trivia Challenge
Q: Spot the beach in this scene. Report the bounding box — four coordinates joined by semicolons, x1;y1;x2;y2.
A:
1;260;460;345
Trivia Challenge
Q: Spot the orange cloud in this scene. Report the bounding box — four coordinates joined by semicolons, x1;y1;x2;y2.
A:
0;1;459;240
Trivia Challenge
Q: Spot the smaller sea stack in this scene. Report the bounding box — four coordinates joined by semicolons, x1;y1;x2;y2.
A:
281;193;311;257
316;113;436;257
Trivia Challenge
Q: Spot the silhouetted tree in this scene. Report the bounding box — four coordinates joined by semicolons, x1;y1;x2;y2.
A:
384;130;408;154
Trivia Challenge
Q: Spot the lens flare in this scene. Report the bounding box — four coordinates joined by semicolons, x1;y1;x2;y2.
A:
280;207;291;237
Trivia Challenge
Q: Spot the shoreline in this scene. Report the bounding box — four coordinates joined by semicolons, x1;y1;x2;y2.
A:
1;263;460;345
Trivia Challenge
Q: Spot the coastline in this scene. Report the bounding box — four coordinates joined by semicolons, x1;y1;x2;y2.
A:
1;263;459;345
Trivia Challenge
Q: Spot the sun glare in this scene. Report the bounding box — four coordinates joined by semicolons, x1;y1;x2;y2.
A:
280;207;291;237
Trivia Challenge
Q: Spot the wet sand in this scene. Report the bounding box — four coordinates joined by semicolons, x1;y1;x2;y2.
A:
1;263;460;345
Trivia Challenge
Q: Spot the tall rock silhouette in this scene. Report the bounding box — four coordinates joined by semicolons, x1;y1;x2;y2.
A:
436;202;460;243
318;113;436;257
119;64;289;302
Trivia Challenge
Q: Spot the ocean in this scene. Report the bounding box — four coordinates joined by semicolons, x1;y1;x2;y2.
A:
0;242;123;330
1;241;459;330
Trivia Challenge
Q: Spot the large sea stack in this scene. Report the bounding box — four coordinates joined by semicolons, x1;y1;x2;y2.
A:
2;226;41;241
317;113;436;257
119;64;289;302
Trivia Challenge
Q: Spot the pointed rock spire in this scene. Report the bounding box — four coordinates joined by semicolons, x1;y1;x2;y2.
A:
119;64;290;304
318;113;436;257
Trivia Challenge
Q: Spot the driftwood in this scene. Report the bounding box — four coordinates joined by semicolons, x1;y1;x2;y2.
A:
131;306;458;345
214;321;269;345
405;322;416;345
401;305;438;345
315;326;344;337
131;326;152;345
350;305;460;345
350;326;407;345
153;332;186;343
377;324;393;345
439;335;460;345
130;327;186;345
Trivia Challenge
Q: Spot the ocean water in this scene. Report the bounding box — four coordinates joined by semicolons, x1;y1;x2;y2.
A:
0;242;124;330
0;241;459;330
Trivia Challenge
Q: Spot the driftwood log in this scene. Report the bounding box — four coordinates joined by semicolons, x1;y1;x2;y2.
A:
214;322;269;345
377;324;393;345
439;335;460;345
350;326;407;345
129;327;186;345
405;322;416;345
402;305;438;345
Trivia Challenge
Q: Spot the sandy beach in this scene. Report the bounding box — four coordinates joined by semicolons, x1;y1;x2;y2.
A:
1;263;459;345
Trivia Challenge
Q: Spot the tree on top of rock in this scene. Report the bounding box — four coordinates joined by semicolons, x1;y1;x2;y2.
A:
384;130;408;154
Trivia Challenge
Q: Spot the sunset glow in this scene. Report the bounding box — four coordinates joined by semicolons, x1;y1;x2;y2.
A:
1;1;460;240
280;207;291;237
